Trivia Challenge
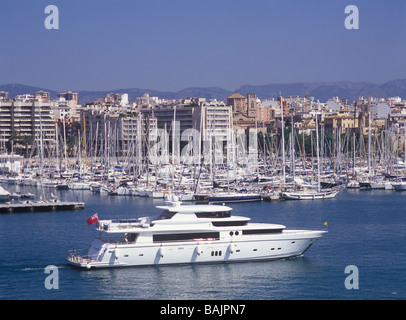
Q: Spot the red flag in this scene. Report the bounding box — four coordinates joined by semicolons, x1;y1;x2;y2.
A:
87;213;99;225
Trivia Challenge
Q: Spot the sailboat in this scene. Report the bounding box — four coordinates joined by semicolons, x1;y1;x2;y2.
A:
206;191;261;203
205;115;261;204
281;112;342;200
281;187;341;200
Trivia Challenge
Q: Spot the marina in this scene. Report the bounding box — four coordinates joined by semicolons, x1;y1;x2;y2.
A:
1;0;405;302
0;90;405;298
0;185;405;300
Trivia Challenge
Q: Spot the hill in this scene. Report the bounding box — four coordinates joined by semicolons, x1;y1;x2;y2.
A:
1;79;405;104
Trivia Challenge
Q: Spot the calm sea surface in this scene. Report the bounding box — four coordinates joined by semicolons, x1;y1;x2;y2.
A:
0;184;405;300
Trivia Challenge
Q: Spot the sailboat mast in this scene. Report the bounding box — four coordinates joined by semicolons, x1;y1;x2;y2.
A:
83;112;88;170
280;95;286;183
315;111;321;192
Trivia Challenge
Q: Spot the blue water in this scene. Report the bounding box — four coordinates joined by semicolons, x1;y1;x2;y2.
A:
0;185;405;300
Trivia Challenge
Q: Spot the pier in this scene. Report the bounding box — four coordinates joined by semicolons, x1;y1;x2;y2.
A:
0;201;85;213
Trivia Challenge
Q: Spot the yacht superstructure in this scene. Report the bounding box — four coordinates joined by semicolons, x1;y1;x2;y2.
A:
68;198;326;268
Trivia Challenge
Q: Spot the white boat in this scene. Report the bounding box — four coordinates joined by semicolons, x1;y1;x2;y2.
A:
150;191;164;198
281;188;341;200
392;181;406;191
384;182;395;190
0;186;11;200
138;190;149;197
90;183;101;193
116;186;132;196
346;180;359;189
67;198;327;269
22;178;38;187
369;181;385;189
68;182;91;190
176;192;194;201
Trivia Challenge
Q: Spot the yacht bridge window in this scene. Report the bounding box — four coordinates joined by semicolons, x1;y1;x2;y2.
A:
155;210;177;220
195;211;231;218
212;220;247;227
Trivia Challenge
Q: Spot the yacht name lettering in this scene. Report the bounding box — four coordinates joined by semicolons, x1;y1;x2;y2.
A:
205;304;245;316
160;304;194;317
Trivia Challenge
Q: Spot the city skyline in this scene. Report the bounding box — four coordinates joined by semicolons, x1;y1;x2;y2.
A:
1;1;406;92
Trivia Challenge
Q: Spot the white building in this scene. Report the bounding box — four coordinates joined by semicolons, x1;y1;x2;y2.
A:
0;94;56;146
200;101;232;142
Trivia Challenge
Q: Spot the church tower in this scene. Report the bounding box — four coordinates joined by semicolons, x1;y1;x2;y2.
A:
247;93;256;117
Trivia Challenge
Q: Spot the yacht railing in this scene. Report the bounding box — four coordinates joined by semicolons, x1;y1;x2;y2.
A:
97;217;151;232
67;250;95;264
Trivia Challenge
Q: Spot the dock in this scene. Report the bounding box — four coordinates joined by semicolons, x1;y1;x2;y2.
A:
0;201;85;213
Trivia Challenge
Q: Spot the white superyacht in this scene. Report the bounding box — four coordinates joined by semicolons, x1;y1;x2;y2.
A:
68;197;326;269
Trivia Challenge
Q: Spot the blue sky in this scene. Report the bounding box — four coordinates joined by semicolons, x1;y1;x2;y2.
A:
0;0;405;91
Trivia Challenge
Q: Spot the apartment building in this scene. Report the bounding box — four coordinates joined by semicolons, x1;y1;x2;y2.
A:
140;105;201;134
82;109;157;156
200;101;232;141
0;92;56;149
57;91;79;105
323;109;360;135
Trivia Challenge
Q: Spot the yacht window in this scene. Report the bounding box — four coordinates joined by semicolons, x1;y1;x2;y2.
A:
212;220;247;227
242;229;283;235
126;233;138;243
155;210;177;220
153;232;220;243
195;211;231;218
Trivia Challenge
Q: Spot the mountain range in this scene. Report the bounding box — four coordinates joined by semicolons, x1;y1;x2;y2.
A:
1;79;405;104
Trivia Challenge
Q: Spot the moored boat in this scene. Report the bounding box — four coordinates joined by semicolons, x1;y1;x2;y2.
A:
67;197;326;269
206;192;261;203
281;187;342;200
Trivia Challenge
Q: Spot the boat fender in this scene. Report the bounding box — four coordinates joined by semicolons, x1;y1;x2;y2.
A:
159;247;165;257
196;245;202;255
114;248;120;259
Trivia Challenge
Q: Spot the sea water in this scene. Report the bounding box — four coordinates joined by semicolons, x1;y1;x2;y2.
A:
0;185;405;300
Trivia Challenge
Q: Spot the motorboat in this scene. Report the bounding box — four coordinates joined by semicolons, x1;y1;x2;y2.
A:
68;197;327;269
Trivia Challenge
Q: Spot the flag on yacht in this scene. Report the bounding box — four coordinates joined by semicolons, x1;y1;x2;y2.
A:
87;213;99;225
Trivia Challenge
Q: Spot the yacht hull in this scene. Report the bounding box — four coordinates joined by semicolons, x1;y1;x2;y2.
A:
207;194;261;203
68;230;326;269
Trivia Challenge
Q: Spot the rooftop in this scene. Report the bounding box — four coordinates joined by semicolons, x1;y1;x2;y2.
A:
227;92;246;100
